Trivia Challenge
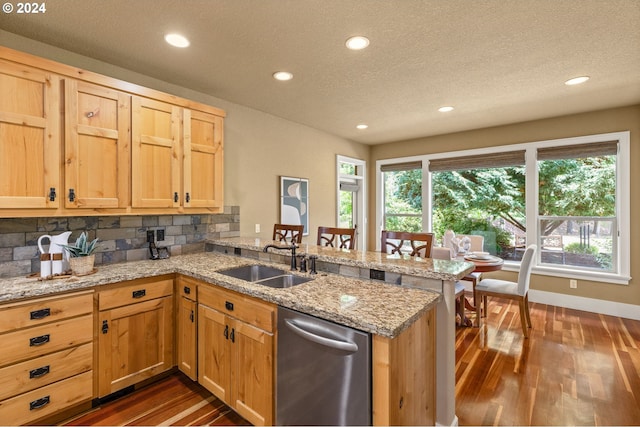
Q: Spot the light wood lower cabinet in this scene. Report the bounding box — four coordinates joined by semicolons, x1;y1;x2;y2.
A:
198;284;275;426
97;276;174;397
176;276;198;380
0;291;93;425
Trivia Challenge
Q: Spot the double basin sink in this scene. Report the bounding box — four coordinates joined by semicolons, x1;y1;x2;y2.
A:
217;264;313;288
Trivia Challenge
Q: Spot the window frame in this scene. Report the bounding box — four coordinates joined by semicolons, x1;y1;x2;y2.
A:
375;131;630;284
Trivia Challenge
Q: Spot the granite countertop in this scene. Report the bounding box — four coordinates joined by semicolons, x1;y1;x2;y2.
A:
0;252;441;338
209;236;475;281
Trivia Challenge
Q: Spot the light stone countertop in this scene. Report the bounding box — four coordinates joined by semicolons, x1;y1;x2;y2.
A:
209;236;476;281
0;251;442;338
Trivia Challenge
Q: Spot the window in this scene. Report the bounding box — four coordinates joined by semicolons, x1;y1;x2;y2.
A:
337;156;366;249
537;141;618;273
376;132;630;284
381;161;422;232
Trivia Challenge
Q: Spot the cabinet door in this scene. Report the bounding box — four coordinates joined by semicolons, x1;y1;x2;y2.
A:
177;296;197;381
131;96;181;208
197;304;231;404
183;109;223;209
232;318;274;427
64;80;130;208
98;296;174;397
0;60;60;209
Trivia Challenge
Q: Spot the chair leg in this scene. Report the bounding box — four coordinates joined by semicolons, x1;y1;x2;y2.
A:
524;293;532;328
518;298;529;338
475;292;482;327
482;295;487;318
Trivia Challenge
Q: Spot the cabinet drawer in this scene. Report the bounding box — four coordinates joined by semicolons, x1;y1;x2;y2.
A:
0;370;92;426
0;342;93;401
0;314;93;367
99;277;173;310
198;285;275;332
0;292;93;334
177;276;198;301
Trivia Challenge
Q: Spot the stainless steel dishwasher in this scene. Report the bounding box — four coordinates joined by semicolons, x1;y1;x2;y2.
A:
276;306;371;426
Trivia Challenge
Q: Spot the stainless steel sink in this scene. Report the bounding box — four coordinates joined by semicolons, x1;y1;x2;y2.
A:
255;274;313;288
217;264;313;288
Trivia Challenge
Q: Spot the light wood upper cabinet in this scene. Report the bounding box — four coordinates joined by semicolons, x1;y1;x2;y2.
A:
64;79;131;208
183;109;224;209
0;60;60;209
131;96;181;209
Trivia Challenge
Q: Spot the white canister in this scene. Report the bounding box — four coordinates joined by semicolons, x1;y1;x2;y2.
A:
40;253;52;278
52;253;64;275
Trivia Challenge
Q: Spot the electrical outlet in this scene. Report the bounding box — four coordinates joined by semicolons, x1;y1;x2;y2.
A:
156;229;165;241
255;224;261;233
146;230;155;243
570;279;577;289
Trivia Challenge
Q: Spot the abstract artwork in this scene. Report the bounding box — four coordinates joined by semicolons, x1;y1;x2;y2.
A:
280;176;309;235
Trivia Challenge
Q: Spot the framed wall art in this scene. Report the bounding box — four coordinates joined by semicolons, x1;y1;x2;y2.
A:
280;176;309;235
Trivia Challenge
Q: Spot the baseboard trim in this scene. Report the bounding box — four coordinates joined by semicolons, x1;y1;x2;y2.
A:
529;289;640;321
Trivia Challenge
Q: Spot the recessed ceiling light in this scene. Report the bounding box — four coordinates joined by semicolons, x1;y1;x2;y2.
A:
164;33;190;48
356;124;368;130
438;106;454;112
273;71;293;81
565;76;590;86
345;36;370;50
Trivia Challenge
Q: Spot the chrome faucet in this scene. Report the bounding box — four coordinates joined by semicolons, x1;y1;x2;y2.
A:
263;242;298;270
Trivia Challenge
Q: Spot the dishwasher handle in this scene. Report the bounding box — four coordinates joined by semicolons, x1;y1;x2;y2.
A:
284;318;358;352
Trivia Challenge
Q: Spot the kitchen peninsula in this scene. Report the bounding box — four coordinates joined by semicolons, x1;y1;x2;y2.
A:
0;239;473;426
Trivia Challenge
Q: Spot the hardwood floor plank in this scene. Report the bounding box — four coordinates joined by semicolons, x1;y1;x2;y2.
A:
456;298;640;426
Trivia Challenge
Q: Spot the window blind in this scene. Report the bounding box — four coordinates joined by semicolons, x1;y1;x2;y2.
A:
380;161;422;172
537;141;618;161
428;150;525;172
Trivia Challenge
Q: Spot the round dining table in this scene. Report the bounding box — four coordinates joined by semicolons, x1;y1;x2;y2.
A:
456;253;504;325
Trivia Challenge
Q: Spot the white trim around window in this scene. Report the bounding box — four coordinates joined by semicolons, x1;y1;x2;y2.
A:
375;131;631;284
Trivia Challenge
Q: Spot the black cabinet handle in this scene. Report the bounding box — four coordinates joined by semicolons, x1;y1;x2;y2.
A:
102;320;109;334
29;396;50;411
225;301;234;311
174;192;179;203
29;334;50;347
68;188;75;202
48;187;56;201
30;308;51;320
132;289;146;299
29;365;50;379
190;310;194;323
223;324;229;339
230;328;235;343
183;286;191;295
185;192;190;203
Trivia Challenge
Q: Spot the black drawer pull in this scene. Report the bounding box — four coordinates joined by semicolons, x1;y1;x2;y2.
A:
30;308;51;320
102;320;109;334
30;396;50;410
183;286;191;295
132;289;146;299
29;365;50;379
225;301;234;311
29;334;50;347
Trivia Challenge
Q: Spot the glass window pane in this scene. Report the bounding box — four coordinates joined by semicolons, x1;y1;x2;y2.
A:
383;168;422;232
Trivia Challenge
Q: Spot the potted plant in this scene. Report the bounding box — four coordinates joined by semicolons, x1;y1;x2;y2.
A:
61;231;100;275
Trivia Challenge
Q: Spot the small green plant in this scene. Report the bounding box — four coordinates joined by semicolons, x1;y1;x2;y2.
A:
61;232;99;257
565;242;599;255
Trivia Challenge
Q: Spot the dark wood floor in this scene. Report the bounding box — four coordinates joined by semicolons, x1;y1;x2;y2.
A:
61;298;640;426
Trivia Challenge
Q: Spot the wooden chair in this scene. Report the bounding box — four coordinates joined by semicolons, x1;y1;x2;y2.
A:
475;244;537;337
317;226;356;249
273;224;304;243
380;230;434;258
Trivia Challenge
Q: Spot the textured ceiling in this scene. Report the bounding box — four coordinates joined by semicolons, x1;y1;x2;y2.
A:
1;0;639;144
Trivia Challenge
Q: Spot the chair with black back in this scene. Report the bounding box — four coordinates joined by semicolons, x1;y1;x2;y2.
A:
273;224;304;244
380;230;434;258
317;226;356;250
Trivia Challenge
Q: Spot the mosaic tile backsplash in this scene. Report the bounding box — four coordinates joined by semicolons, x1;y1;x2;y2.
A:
0;207;240;278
